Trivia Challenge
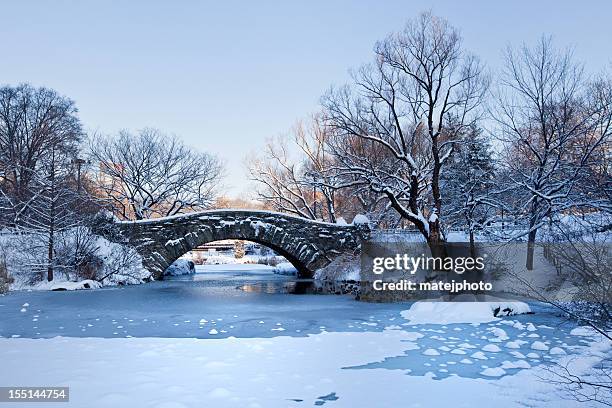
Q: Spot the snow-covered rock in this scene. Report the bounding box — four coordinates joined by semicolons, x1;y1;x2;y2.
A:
400;299;531;325
273;262;297;276
352;214;370;225
34;279;102;291
163;259;196;276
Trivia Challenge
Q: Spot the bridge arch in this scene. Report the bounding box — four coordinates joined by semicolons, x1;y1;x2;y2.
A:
106;210;370;279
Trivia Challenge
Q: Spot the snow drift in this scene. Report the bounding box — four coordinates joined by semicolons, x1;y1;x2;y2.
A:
401;298;532;324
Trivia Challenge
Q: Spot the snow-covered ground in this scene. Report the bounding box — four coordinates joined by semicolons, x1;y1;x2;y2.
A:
0;265;609;407
2;327;607;408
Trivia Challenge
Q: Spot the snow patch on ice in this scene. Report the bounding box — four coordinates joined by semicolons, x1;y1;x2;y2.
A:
530;341;549;351
480;367;506;377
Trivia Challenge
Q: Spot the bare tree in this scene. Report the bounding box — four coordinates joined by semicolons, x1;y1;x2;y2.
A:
89;128;224;220
323;12;488;251
23;141;82;281
495;37;612;269
511;225;611;406
247;116;342;222
248;115;391;224
0;84;82;227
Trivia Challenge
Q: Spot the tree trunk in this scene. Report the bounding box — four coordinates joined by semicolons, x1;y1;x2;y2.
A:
526;228;537;271
469;230;476;259
47;224;54;282
525;200;539;270
47;147;57;282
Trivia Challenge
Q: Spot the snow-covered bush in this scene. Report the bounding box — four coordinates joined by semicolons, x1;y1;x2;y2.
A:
315;254;360;282
0;255;13;293
313;255;361;296
257;256;282;267
0;227;150;290
54;226;103;280
94;236;150;285
0;232;43;287
163;259;196;276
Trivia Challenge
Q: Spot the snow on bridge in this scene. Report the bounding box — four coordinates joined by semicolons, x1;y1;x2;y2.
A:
101;210;371;279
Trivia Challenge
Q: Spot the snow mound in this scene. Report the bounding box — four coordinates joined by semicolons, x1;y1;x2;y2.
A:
482;344;501;352
273;262;297;276
34;279;102;291
530;341;549;351
505;341;522;349
352;214;369;225
400;300;531;325
471;351;488;360
163;259;195;276
487;327;509;340
549;347;566;355
500;360;531;369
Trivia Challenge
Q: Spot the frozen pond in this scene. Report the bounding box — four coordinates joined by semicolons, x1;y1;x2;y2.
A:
0;264;408;340
0;264;591;381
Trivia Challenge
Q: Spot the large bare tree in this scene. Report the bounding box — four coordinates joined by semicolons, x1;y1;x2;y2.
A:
0;84;82;226
90;128;224;220
495;37;612;269
322;12;488;251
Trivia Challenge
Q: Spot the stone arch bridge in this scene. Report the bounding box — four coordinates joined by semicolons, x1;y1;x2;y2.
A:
103;210;370;279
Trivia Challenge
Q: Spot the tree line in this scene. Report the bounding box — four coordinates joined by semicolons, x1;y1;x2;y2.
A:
248;12;612;269
0;85;223;282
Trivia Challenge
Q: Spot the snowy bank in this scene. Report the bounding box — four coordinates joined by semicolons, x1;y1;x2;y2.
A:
401;298;532;324
31;279;103;291
0;328;604;408
1;228;150;291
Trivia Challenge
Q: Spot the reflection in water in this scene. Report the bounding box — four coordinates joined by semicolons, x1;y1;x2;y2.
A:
238;280;315;294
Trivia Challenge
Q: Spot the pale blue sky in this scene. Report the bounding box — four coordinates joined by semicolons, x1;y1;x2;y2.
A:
1;1;611;196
